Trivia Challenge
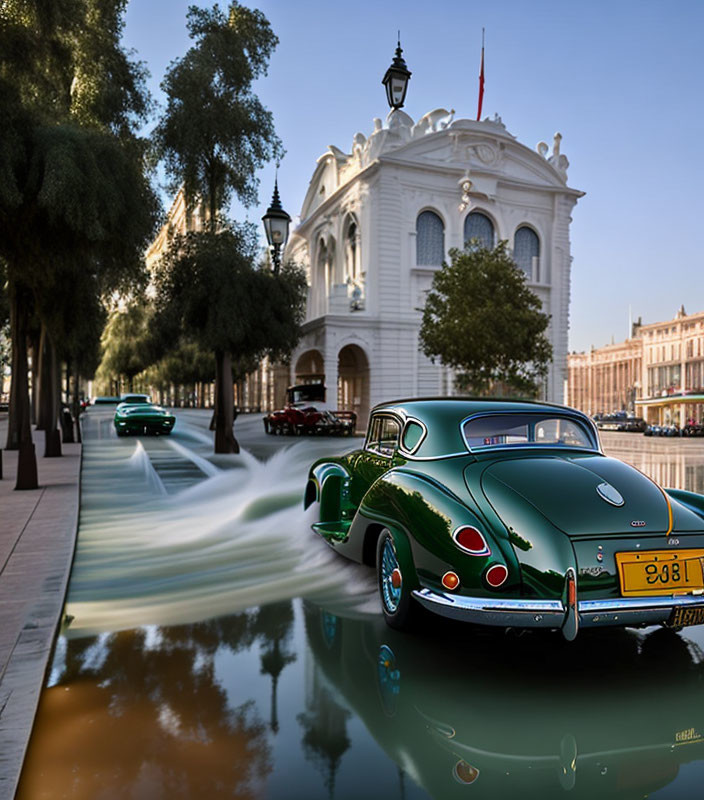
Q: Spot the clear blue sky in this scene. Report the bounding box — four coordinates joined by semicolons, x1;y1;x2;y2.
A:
123;0;704;353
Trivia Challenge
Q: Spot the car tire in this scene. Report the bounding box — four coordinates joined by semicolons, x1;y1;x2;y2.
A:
376;528;419;631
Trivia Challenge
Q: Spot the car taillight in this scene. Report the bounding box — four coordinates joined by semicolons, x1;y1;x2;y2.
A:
485;564;508;588
453;526;491;556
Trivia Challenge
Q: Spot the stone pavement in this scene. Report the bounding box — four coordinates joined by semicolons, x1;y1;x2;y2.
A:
0;416;80;800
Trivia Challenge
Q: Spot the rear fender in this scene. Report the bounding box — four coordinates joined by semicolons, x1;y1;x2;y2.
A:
665;488;704;525
305;462;351;522
358;470;520;594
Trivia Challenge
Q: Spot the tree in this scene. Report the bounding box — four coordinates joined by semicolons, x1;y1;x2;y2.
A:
420;241;553;397
152;230;307;452
153;1;282;227
0;0;158;484
95;300;154;396
152;1;290;453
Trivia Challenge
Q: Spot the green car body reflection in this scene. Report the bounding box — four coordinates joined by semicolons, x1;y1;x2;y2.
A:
113;403;176;437
304;398;704;639
304;602;704;799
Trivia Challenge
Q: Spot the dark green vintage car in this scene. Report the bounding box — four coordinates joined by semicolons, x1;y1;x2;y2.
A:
304;398;704;639
113;403;176;437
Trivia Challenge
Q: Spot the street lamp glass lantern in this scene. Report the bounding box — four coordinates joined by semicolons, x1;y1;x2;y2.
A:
382;39;411;110
262;179;291;252
263;210;289;247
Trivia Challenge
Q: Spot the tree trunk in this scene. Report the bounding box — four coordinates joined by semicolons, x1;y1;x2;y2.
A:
62;359;75;443
35;325;47;430
6;280;38;489
214;350;238;453
72;370;82;444
39;328;62;457
29;333;39;426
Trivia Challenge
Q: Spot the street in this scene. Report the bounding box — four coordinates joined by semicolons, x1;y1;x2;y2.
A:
13;408;704;800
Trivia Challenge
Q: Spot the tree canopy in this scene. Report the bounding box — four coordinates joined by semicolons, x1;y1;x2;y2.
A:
420;241;553;397
152;229;307;366
153;1;282;222
0;0;159;478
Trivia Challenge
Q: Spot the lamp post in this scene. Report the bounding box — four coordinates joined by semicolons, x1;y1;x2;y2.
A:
382;34;411;110
262;177;291;274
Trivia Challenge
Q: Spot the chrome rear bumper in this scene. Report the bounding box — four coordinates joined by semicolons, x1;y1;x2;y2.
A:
411;586;704;640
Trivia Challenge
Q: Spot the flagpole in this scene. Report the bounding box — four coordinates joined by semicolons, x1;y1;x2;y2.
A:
476;28;485;121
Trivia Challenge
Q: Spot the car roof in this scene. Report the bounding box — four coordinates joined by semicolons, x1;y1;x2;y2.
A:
370;397;596;458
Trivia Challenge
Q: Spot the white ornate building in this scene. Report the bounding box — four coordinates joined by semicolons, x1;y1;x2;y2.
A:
285;106;584;428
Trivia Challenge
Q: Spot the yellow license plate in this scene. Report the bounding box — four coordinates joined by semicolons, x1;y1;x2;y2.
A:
615;549;704;596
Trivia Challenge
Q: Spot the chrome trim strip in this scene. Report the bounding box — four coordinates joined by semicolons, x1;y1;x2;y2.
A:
411;587;704;631
397;416;428;456
562;567;578;641
579;594;704;612
397;451;472;462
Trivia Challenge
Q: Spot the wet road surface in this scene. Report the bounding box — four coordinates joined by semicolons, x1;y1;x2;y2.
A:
15;412;704;799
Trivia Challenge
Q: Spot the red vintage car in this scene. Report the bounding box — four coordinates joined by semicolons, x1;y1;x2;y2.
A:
263;384;356;436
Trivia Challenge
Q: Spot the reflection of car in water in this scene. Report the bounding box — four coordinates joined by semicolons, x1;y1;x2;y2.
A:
304;602;704;799
305;398;704;639
263;384;356;436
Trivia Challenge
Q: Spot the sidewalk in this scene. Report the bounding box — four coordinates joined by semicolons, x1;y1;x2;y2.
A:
0;416;81;800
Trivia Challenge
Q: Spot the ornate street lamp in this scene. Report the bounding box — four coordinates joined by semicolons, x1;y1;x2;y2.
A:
382;34;411;110
262;176;291;274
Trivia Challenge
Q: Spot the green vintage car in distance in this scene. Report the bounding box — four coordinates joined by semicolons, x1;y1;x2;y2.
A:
113;403;176;437
304;398;704;640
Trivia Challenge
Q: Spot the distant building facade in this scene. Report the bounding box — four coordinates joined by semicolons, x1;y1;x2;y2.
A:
567;306;704;424
284;108;584;427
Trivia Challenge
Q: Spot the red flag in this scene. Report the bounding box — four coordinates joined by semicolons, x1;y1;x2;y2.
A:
476;30;485;121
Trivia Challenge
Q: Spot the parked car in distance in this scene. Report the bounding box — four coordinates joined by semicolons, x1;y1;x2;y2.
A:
645;423;681;437
113;403;175;436
305;397;704;640
684;421;704;437
594;412;647;433
91;396;121;405
264;383;356;436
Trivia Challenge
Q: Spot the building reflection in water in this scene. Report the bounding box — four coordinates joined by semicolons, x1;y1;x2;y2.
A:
18;591;704;799
602;433;704;492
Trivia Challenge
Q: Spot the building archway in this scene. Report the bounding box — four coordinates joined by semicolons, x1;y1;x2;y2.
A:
294;349;325;385
337;344;370;430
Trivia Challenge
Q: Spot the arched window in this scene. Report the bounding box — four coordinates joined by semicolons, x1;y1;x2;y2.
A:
464;212;494;249
345;218;359;281
514;226;540;281
416;210;445;265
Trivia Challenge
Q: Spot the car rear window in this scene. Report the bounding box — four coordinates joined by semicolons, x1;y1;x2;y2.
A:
462;414;595;451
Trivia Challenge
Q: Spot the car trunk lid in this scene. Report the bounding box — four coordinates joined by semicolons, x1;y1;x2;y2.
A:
477;454;677;537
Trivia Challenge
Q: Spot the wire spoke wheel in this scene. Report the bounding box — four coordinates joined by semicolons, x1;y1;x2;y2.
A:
381;538;402;613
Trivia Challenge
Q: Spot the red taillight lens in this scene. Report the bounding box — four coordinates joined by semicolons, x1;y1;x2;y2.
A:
485;564;508;588
453;526;491;556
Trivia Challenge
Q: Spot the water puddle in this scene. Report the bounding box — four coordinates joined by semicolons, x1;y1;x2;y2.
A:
16;414;704;799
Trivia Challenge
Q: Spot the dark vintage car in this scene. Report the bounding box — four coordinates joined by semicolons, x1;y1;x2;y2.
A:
263;383;356;436
645;423;681;437
305;398;704;640
304;602;704;798
594;413;647;433
113;402;175;436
